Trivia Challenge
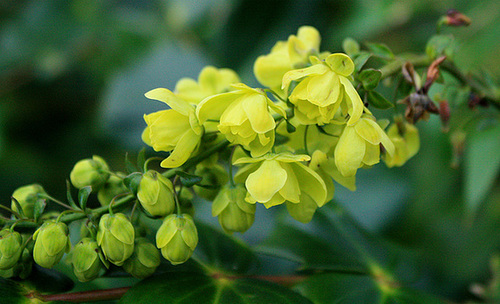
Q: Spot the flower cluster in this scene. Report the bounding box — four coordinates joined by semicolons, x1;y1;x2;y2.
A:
0;26;421;281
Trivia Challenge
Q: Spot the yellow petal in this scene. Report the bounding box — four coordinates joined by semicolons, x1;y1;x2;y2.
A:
325;53;355;76
334;126;365;177
145;110;190;152
196;91;241;123
290;162;327;207
254;47;292;89
242;93;275;133
296;26;321;51
363;143;380;166
246;160;286;203
145;88;192;116
282;64;329;91
354;118;382;145
248;131;274;157
160;130;201;168
339;77;363;125
286;193;318;223
175;78;205;104
306;72;341;107
278;163;301;203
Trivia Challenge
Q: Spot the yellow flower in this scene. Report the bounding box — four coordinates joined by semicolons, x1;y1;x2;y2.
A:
282;53;364;126
383;121;420;167
254;26;321;92
196;83;286;157
142;88;203;168
335;115;395;177
233;153;327;211
174;66;240;104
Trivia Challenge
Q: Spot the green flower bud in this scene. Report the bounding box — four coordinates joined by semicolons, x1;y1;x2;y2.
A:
70;155;110;190
96;213;134;266
97;174;128;206
137;171;175;217
123;238;160;279
33;221;71;268
0;248;32;279
71;238;103;282
11;184;46;218
0;229;23;270
156;214;198;265
212;184;255;233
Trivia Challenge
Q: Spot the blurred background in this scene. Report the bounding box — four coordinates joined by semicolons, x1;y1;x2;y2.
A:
1;0;499;301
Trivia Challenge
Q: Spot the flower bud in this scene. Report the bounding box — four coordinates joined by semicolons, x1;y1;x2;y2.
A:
71;238;103;282
33;221;71;268
156;214;198;265
97;174;128;206
96;213;134;266
11;184;46;219
123;238;160;279
212;184;255;233
0;248;32;279
0;229;23;270
137;171;175;217
70;155;110;190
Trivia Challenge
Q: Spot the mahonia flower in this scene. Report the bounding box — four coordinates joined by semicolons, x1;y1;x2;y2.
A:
156;214;198;265
142;88;203;168
71;238;103;282
137;170;175;217
254;26;321;92
123;238;161;279
96;213;135;266
11;184;46;219
70;156;110;190
197;83;286;157
233;153;327;211
33;221;71;268
383;121;420;167
335;115;395;177
0;229;23;270
212;184;256;233
174;66;240;104
282;53;364;126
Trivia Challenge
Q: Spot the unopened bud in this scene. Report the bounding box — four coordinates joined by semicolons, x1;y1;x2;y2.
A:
194;164;229;201
33;221;71;268
71;238;103;282
96;213;134;266
0;229;23;270
0;248;32;279
97;174;128;206
123;238;160;279
11;184;46;219
212;184;255;233
156;214;198;265
137;171;175;217
70;155;110;190
445;9;471;27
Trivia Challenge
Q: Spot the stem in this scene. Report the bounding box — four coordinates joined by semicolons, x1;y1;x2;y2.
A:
29;287;130;303
0;204;23;219
303;125;310;155
228;146;236;187
40;194;74;210
379;54;430;79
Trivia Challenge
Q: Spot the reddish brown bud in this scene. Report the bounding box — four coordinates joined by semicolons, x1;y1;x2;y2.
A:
445;9;471;27
423;56;446;93
439;100;450;132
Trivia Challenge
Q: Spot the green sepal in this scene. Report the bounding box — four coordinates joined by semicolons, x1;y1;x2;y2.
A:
367;91;394;109
353;51;372;72
365;42;395;60
33;197;47;223
286;120;296;133
358;69;382;91
342;37;360;56
10;197;25;219
78;186;92;211
124;172;143;196
125;153;138;175
176;171;203;188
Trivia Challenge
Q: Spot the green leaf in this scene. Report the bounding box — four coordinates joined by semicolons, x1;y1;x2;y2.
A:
124;172;143;196
342;37;360;56
294;273;445;304
33;197;47;223
365;42;395;60
196;222;259;274
426;34;456;60
177;171;203;188
66;180;79;210
137;148;147;173
358;69;382;91
125;153;138;175
10;197;25;219
353;52;371;72
465;122;500;214
0;278;26;304
78;186;92;211
367;91;394;109
119;272;312;304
